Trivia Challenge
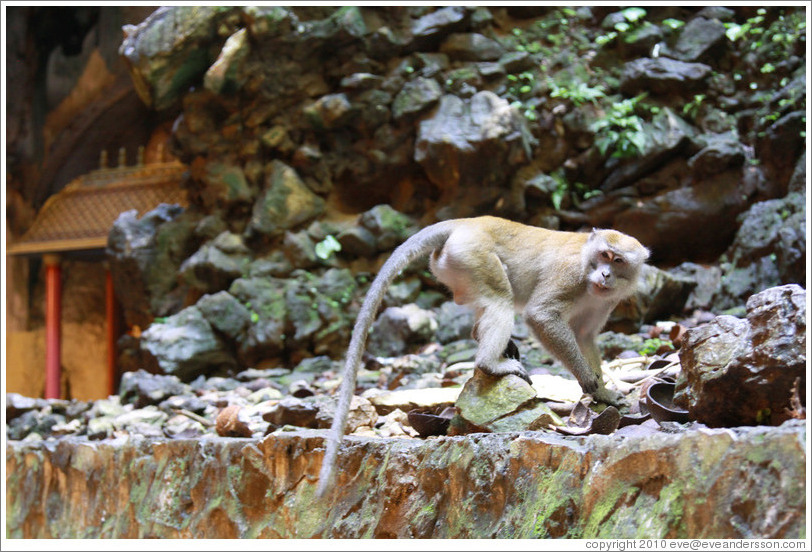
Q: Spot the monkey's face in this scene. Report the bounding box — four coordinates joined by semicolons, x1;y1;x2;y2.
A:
586;250;626;297
584;230;648;300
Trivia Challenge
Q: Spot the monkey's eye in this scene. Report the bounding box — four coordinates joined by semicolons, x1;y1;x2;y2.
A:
600;250;612;261
614;257;625;264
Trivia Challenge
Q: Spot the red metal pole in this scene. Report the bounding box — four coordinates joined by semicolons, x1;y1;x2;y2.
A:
44;254;62;399
105;268;118;397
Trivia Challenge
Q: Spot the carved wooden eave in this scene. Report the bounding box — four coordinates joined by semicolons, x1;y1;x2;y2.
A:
7;158;189;256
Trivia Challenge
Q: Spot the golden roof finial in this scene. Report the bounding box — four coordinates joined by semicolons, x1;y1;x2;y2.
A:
118;147;127;168
99;150;108;170
137;146;145;166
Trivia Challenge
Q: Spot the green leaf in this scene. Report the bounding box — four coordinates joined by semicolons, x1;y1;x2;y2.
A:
315;235;342;260
614;21;631;33
662;18;684;30
725;23;744;41
551;187;566;211
621;7;647;23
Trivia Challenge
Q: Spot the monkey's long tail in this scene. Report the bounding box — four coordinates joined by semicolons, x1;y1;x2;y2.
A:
316;220;458;497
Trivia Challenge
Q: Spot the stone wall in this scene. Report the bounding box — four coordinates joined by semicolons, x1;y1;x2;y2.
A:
6;421;805;538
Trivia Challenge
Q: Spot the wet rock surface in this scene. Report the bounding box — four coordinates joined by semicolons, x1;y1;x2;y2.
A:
6;422;805;538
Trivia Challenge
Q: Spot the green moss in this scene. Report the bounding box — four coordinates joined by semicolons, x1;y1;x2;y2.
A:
582;480;637;537
512;465;582;538
639;482;685;538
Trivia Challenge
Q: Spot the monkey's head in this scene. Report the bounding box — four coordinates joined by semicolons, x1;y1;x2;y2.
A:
583;229;650;299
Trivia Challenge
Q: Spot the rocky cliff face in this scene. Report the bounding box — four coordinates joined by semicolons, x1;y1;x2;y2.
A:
5;421;806;538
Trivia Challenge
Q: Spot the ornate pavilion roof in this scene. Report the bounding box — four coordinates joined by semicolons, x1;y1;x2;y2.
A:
8;153;188;256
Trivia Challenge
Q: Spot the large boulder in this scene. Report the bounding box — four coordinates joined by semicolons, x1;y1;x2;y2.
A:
711;192;806;310
245;161;326;242
119;6;241;110
675;285;806;427
179;231;251;293
140;305;237;381
368;304;438;357
619;57;712;96
107;205;199;328
414;91;526;213
662;16;727;62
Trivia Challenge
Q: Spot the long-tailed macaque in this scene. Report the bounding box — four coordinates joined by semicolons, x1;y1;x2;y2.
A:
317;216;649;496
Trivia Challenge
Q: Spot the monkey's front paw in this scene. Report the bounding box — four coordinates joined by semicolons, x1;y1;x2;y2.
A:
578;375;600;395
591;387;626;407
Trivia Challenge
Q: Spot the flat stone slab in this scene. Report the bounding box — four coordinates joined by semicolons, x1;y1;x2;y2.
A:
5;421;806;538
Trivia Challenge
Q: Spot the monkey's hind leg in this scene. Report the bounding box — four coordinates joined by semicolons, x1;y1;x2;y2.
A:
503;339;521;361
470;290;531;384
472;322;521;361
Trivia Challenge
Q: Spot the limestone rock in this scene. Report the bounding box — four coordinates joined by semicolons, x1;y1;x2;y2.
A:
192;161;255;210
246;161;326;241
303;93;354;130
179;231;251;293
619;57;712;96
454;370;537;431
415;92;525;203
215;405;252;437
358;204;416;251
262;397;320;429
316;395;378;433
662;16;727;62
712;192;807;310
196;291;252;341
633;264;697;325
408;6;470;51
107;205;199;328
676;285;806;427
433;301;475;344
336;225;377;257
688;133;746;178
601;107;697;192
440;33;505;61
368;304;438;357
140;306;237;381
119;370;189;408
367;386;461;415
203;28;250;95
392;77;442;120
667;262;722;311
120;6;239;110
228;277;288;365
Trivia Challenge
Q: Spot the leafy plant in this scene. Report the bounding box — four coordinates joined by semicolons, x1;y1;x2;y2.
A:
506;71;540;121
314;235;342;261
548;79;606;106
639;338;673;356
591;95;648;159
549;170;601;211
550;172;568;211
595;7;648;46
683;94;706;119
